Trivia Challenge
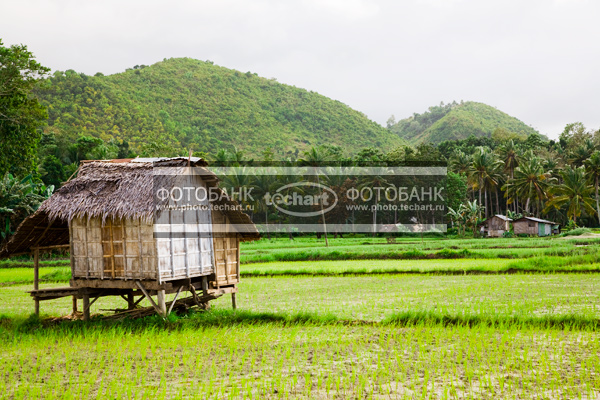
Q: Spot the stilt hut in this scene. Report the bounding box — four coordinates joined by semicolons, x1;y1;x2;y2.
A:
0;157;259;319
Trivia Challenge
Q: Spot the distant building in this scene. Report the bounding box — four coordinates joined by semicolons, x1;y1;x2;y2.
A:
512;217;560;237
481;215;512;237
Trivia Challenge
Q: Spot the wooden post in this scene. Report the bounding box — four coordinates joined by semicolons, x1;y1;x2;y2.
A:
231;292;237;310
72;296;78;314
83;294;90;321
127;291;135;310
201;276;208;296
34;248;40;316
157;290;166;317
236;235;241;282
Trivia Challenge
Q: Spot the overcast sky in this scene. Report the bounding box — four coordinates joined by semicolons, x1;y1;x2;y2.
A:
2;0;599;139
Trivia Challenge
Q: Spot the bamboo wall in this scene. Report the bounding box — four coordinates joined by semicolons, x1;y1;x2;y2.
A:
212;210;240;286
70;173;242;284
71;218;157;280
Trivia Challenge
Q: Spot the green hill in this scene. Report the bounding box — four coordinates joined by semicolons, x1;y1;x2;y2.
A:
34;58;403;157
388;101;539;144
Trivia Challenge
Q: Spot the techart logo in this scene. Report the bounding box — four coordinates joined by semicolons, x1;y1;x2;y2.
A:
264;181;338;217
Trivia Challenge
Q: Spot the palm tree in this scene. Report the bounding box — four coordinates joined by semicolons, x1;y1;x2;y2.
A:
503;156;554;217
220;165;253;205
544;166;595;224
584;151;600;225
251;172;276;239
568;139;595;167
298;147;329;246
357;166;393;236
497;140;520;212
468;147;503;218
449;150;472;175
213;149;230;165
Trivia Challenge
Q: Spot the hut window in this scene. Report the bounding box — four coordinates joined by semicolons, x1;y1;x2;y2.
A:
102;219;125;278
528;222;535;228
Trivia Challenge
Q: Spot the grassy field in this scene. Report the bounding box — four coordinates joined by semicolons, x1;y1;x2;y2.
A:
2;322;599;399
2;235;600;398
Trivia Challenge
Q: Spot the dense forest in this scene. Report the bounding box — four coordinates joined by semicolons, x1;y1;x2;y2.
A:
34;57;404;157
2;39;600;244
387;101;540;144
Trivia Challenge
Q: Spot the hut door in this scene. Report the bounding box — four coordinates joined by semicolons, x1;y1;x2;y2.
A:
101;219;126;278
538;223;544;237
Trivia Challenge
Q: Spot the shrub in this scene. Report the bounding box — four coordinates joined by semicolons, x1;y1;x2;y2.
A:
560;227;591;237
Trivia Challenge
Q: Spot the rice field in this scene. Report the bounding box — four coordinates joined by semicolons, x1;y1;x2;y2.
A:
1;235;600;398
2;322;600;399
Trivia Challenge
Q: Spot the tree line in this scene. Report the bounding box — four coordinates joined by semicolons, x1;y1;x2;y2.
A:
2;39;600;246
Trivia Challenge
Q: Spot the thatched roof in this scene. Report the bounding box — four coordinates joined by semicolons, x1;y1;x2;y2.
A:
0;157;259;257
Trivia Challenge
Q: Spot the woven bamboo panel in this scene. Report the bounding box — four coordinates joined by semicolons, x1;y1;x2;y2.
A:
71;217;156;280
212;210;240;286
156;174;214;281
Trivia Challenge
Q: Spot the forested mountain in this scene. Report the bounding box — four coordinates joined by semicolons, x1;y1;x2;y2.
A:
34;58;404;157
387;101;540;144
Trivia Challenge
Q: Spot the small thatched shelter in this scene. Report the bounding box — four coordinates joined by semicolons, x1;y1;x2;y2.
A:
0;157;259;319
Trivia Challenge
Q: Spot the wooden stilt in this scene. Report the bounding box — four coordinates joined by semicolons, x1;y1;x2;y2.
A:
34;248;40;316
157;290;167;317
231;292;237;310
83;294;90;321
167;286;183;316
201;276;208;296
127;291;135;310
72;296;78;314
135;281;162;316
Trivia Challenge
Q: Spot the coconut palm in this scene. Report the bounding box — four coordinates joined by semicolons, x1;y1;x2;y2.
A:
544;166;596;224
251;172;276;239
503;156;554;217
468;147;504;218
497;140;520;212
584;151;600;225
497;140;520;178
213;149;230;165
449;150;472;175
298;147;329;245
357;166;394;236
568;139;595;167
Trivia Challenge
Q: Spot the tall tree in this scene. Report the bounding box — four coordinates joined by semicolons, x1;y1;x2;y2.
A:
584;151;600;225
298;147;329;246
497;140;520;212
468;147;503;218
503;156;553;217
0;39;49;177
544;166;595;225
449;150;472;175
